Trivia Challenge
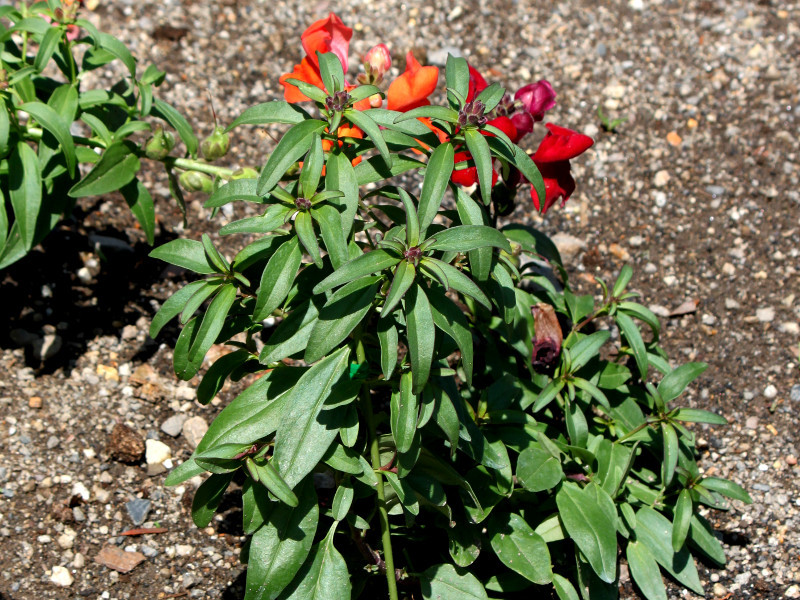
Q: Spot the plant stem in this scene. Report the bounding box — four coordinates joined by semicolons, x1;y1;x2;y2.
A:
355;337;399;600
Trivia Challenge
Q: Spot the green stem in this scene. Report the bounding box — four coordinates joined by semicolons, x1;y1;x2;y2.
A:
355;337;399;600
24;127;238;178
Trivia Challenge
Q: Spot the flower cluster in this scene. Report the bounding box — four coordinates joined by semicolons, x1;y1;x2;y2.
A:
279;12;593;215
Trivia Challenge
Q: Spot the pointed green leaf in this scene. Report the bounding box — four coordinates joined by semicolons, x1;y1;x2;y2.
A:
312;249;399;294
244;479;318;600
418;142;454;235
377;317;399;380
272;348;351;487
260;299;320;364
556;482;617;584
69;140;140;198
314;204;349;269
257;120;327;195
699;477;752;504
463;128;493;205
405;283;435;394
420;563;488;600
254;237;302;321
192;472;234;528
627;540;668;600
616;311;648;379
8;142;42;251
226;101;310;132
672;489;693;552
488;512;553;584
279;524;351;600
428;287;474;383
152;98;197;156
205;178;261;208
670;408;727;426
149;239;217;274
188;283;237;364
344;108;391;164
300;133;324;200
516;446;563;492
421;257;490;309
661;423;678;487
391;372;419;453
425;224;511;253
383;260;416;317
658;362;708;404
120;179;156;245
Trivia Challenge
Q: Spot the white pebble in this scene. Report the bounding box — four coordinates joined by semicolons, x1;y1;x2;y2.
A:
50;566;74;587
764;385;778;400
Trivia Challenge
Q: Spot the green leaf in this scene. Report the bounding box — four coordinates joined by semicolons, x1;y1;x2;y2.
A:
0;98;10;159
272;347;351;488
354;153;424;186
34;25;61;73
317;51;344;94
205;178;262;208
383;260;416;317
325;151;360;236
226;101;310;131
313;204;349;270
568;331;611;372
299;133;324;200
149;280;206;338
312;249;399;294
509;144;545;211
428;287;474;383
331;482;353;521
616;311;648;380
391;372;419;453
421;258;490;310
658;362;708;404
531;379;565;412
688;514;726;567
617;301;660;338
8;142;42;252
149;239;217;274
346;84;382;104
670;408;727;426
188;283;237;365
294;209;321;268
556;482;617;584
633;507;704;595
278;523;351;600
120;179;156;245
220;205;294;236
425;224;511;253
393;105;459;125
256;119;328;195
191;472;234;528
661;422;678;487
344;108;391;165
516;446;563;492
566;399;589;448
305;277;381;363
284;78;329;104
377;317;399;380
68;140;140;198
95;30;137;77
672;489;693;552
202;233;230;274
254;237;302;322
475;82;506;112
488;512;553;584
398;188;420;246
260;299;320;364
463;128;493;205
152;98;197;157
453;187;492;281
418;142;454;235
552;573;581;600
626;541;668;600
405;283;435;394
173;315;202;380
420;563;488;600
245;479;318;600
699;477;752;504
445;54;470;105
251;460;299;507
197;349;250;405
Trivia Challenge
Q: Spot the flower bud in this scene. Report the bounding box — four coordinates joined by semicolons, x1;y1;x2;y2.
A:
230;167;259;180
531;303;562;371
179;170;213;194
144;126;175;160
361;44;391;84
457;100;488;128
201;126;230;161
514;80;556;122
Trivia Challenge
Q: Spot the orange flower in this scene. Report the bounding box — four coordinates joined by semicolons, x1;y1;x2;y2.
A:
386;52;438;112
280;13;353;102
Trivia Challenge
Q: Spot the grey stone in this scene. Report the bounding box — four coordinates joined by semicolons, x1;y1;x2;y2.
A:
160;414;188;437
182;416;208;450
790;385;800;403
125;498;152;526
752;483;771;492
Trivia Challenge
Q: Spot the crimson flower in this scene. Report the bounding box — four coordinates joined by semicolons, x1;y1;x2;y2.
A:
530;123;594;213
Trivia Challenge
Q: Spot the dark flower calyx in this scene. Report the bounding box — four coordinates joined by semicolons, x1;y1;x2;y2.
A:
404;246;422;262
492;94;516;118
325;90;351;112
458;100;488;128
294;197;312;210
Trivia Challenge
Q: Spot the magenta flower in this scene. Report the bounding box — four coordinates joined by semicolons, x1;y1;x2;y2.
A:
515;80;556;122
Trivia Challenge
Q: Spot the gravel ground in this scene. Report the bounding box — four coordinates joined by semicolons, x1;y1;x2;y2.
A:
1;0;799;598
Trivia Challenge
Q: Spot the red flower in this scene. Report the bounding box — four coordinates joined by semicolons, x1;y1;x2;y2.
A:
386;52;439;112
279;13;353;102
530;123;593;213
515;80;556;123
486;116;517;141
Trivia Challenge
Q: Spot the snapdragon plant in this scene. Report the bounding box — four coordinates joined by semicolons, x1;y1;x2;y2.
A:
150;14;750;600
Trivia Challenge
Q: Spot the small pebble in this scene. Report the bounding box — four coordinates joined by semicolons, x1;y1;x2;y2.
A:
764;385;777;400
50;566;74;587
756;307;775;322
125;498;152;526
786;456;797;466
790;385;800;403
